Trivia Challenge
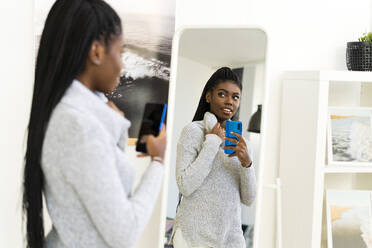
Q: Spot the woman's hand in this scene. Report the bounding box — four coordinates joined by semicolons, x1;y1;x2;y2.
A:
205;122;225;140
225;132;252;168
107;101;124;116
145;125;167;162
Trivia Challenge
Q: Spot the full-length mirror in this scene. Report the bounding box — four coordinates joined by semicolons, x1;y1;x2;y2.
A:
163;27;267;248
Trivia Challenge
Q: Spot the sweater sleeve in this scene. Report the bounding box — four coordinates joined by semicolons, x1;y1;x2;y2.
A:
117;127;129;152
59;116;164;248
239;138;256;206
176;123;223;197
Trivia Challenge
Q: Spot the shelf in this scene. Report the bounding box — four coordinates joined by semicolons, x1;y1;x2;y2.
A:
280;70;372;248
323;165;372;174
284;70;372;83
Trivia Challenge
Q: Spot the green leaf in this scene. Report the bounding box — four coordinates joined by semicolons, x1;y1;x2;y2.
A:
358;32;372;44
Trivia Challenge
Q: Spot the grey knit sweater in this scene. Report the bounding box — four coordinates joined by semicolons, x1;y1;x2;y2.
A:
41;80;164;248
174;112;256;248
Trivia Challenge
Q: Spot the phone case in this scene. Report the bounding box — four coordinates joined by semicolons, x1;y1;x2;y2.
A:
224;120;242;154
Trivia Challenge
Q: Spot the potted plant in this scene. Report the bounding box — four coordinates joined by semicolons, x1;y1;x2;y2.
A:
346;32;372;71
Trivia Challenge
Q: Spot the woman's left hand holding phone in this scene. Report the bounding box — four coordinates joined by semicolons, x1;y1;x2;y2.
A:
137;125;167;165
106;101;167;163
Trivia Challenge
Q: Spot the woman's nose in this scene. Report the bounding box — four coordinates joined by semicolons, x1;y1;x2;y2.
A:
224;97;233;105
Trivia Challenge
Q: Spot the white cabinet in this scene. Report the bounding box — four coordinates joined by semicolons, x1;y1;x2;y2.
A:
279;71;372;248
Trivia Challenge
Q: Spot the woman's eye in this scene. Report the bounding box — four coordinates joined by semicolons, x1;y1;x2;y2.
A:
233;96;240;100
218;92;225;97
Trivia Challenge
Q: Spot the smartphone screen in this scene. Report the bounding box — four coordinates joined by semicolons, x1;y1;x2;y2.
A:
224;120;242;154
136;103;167;154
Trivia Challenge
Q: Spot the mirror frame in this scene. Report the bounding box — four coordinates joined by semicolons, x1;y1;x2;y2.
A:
159;25;271;248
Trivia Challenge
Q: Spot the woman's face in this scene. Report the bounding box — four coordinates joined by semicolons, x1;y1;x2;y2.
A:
206;81;241;122
94;34;125;93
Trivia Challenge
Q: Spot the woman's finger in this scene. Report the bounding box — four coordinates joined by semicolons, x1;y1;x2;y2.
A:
225;137;238;145
158;124;166;137
231;132;245;145
228;152;237;157
224;145;237;151
146;134;155;146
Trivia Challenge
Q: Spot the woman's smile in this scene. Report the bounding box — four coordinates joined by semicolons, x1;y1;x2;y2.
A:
222;107;233;115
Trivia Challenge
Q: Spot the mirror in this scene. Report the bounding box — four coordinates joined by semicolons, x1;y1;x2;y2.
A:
164;27;267;248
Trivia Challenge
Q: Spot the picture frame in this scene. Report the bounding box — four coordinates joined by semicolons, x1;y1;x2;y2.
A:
327;107;372;166
34;0;175;144
326;190;372;248
104;1;175;140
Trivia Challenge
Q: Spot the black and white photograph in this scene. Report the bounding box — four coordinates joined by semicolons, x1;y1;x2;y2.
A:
34;0;175;139
328;107;372;166
105;0;175;138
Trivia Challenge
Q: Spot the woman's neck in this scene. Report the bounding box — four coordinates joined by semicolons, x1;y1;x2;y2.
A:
76;73;95;92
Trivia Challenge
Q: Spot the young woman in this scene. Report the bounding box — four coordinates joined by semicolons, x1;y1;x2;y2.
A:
22;0;166;247
173;67;256;248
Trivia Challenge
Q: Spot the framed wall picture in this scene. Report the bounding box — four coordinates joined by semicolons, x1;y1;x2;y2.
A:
328;107;372;166
104;0;175;142
326;190;372;248
34;0;175;145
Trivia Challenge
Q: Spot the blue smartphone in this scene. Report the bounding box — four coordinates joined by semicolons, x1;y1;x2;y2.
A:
224;120;242;155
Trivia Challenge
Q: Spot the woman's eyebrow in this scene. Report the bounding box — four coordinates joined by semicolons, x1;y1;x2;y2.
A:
217;88;240;95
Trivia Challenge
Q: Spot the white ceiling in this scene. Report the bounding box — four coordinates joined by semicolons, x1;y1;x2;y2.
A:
178;28;267;68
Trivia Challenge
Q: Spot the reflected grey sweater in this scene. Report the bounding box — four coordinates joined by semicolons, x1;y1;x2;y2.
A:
42;80;164;248
174;112;256;248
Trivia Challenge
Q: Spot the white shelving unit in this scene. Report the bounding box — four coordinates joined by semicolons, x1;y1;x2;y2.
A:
279;71;372;248
323;165;372;174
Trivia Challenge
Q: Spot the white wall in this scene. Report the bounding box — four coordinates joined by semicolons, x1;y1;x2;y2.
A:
176;0;371;247
239;64;265;226
236;65;253;226
370;0;372;30
0;1;34;247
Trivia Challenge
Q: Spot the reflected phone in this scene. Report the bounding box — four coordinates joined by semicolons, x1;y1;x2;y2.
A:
136;103;167;154
224;120;242;155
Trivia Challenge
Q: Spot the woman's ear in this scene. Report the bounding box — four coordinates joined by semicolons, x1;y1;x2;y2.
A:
205;91;211;103
88;40;105;66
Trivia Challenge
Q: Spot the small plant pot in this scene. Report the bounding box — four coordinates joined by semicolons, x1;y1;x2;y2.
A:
346;42;372;71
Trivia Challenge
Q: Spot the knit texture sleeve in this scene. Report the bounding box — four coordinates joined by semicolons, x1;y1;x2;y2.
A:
116;116;131;152
117;127;129;152
57;112;164;248
239;137;256;206
176;123;223;197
